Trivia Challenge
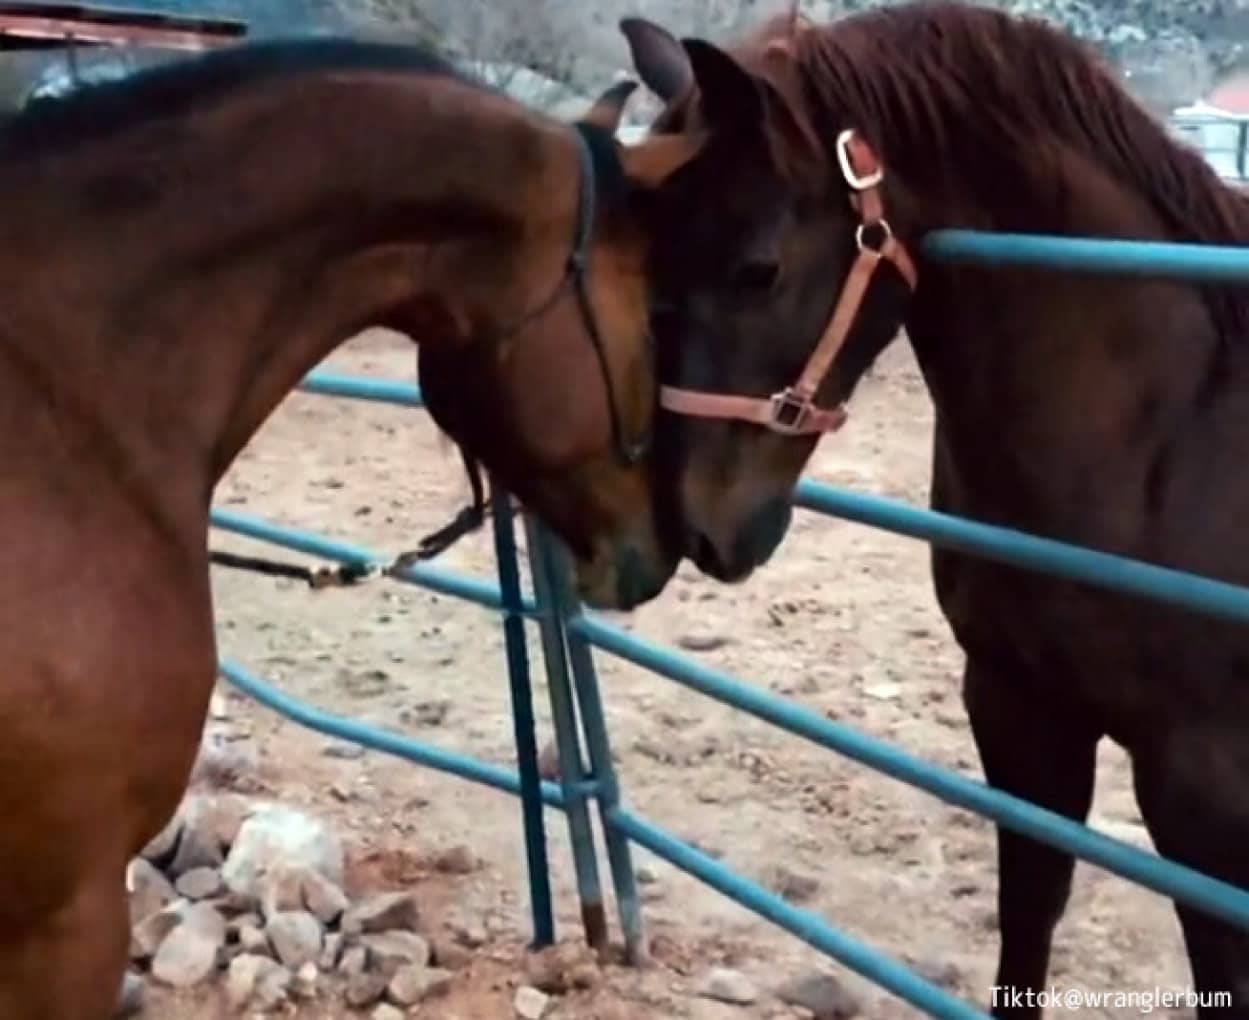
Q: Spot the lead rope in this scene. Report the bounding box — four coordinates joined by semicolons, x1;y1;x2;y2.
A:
207;550;374;589
208;445;491;589
385;444;491;573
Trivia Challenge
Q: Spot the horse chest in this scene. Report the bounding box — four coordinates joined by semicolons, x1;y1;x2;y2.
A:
928;546;1174;732
926;453;1174;723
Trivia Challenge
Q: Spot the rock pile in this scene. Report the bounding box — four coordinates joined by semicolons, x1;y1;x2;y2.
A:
127;795;458;1015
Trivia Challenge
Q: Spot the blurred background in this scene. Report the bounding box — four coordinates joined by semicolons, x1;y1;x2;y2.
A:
3;0;1248;178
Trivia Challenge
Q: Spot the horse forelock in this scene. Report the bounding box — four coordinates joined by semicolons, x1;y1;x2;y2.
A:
733;0;1249;339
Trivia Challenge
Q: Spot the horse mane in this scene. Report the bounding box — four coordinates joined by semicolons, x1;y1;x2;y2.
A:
0;37;478;159
746;0;1249;338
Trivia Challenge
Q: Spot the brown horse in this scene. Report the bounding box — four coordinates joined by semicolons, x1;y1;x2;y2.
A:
0;38;700;1018
615;2;1249;1015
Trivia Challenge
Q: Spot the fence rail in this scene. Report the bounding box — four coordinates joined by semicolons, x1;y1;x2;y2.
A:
211;231;1249;1017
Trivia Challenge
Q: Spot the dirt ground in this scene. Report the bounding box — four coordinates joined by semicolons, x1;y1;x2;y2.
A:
165;329;1193;1018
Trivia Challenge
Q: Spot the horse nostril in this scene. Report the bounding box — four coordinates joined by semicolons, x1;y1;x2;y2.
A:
690;530;730;580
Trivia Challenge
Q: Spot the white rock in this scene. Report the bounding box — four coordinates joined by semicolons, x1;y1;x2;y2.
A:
238;922;270;956
362;930;430;978
149;928;218;988
183;901;227;941
175;867;223;901
222;804;344;900
777;971;862;1019
167;819;223;879
226;953;264;1009
319;931;343;971
342;891;420;936
677;631;730;652
291;961;320;999
227;953;291;1011
182;793;249;851
698;967;760;1006
862;681;903;701
300;868;349;925
258;868;304;921
140;810;183;865
387;963;425;1006
191;728;257;789
514;985;550;1019
338;944;367;977
127;858;176;925
265;911;323;969
252;961;293;1012
389;963;454;1005
345;971;388;1007
115;970;144;1017
130;901;189;961
149;904;226;988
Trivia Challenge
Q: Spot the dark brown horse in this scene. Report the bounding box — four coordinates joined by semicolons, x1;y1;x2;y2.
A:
0;38;699;1018
614;2;1249;1015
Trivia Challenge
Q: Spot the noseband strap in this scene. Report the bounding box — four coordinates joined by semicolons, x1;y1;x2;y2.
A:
658;129;917;436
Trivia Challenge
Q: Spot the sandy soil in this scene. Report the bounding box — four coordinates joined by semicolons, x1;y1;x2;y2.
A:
154;329;1194;1018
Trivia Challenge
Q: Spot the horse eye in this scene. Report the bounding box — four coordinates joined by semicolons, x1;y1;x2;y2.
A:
729;260;780;292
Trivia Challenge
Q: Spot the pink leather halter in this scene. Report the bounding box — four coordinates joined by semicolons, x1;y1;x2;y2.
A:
658;129;918;436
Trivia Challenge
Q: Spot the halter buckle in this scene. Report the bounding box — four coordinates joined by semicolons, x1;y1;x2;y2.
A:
836;129;883;191
768;388;815;434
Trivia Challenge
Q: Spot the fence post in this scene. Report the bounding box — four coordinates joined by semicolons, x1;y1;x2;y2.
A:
488;478;554;949
528;521;647;964
521;514;611;955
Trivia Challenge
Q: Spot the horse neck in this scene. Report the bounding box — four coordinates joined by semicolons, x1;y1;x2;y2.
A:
0;69;568;500
892;145;1233;520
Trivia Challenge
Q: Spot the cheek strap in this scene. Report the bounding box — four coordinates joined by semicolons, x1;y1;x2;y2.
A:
657;129;917;436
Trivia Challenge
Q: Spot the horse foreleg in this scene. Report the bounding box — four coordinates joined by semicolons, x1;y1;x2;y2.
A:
963;655;1099;1019
0;862;131;1020
1132;726;1249;1018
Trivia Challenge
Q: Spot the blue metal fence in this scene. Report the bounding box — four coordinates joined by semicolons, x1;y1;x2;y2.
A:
211;231;1249;1019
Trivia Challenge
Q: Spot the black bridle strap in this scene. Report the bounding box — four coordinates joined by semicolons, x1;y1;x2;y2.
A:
488;124;643;468
566;123;646;466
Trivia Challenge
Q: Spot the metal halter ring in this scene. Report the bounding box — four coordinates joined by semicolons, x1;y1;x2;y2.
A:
855;218;894;255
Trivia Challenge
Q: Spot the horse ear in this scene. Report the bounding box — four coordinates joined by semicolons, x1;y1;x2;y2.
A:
620;17;693;103
582;79;638;133
620;132;707;187
680;38;765;131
